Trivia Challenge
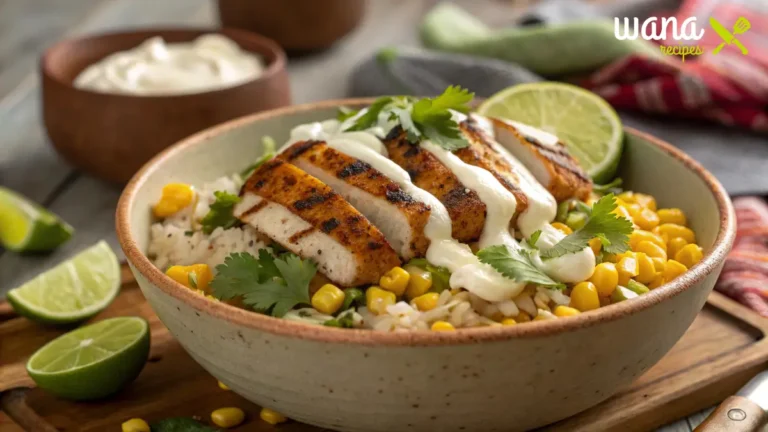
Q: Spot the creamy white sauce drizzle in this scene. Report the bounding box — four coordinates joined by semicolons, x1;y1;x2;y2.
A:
74;34;264;96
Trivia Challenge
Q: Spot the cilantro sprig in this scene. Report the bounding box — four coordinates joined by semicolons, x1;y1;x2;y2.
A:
477;245;565;290
210;250;316;317
342;86;475;151
540;194;633;259
200;191;241;234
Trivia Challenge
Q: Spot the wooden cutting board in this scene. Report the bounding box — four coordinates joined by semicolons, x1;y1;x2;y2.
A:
2;265;768;432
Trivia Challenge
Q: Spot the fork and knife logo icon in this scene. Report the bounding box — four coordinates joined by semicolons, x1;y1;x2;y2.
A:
710;17;750;55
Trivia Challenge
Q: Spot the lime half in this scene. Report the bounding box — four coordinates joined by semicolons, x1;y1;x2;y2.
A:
7;241;120;325
27;316;150;400
0;187;74;252
478;82;624;183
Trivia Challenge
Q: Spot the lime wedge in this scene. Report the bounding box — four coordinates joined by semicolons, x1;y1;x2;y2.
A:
0;187;74;252
7;241;120;325
477;82;624;183
27;316;150;400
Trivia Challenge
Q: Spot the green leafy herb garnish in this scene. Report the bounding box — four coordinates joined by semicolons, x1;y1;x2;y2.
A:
183;230;194;237
200;191;241;234
540;194;633;259
240;136;277;178
341;288;364;311
324;310;357;328
151;417;219;432
406;258;451;292
343;86;475;151
477;245;565;290
337;106;358;122
210;250;316;317
188;272;198;289
527;230;542;249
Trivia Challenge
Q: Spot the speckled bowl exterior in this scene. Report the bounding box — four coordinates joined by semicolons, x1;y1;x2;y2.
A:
116;99;735;432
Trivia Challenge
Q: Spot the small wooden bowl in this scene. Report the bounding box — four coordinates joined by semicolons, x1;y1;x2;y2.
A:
41;28;290;184
216;0;366;52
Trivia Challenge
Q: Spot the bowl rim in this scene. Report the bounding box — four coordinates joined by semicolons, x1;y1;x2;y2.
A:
116;98;737;346
40;27;287;99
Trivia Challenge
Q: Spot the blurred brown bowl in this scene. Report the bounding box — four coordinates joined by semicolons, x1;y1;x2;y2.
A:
217;0;366;52
41;28;290;184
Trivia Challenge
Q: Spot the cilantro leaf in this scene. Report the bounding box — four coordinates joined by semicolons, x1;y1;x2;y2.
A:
527;230;542;249
200;191;241;234
406;258;451;292
344;97;393;131
151;417;219;432
477;245;565;290
540;194;633;259
240;136;277;178
210;251;315;317
337;106;358;122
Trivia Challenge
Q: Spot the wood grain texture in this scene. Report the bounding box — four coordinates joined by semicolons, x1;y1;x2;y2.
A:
0;273;764;432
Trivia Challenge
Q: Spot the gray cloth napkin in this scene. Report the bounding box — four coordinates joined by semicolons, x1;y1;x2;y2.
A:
348;0;768;196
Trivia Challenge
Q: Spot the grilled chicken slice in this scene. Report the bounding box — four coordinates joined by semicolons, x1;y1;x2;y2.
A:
281;140;431;260
234;159;400;286
490;118;592;202
383;128;486;243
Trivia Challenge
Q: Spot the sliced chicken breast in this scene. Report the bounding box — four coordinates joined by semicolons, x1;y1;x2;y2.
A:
490;118;592;202
383;128;486;243
281;140;431;260
234;159;400;287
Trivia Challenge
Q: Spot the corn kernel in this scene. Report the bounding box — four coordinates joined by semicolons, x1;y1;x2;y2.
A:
122;418;150;432
501;318;517;326
431;321;456;331
218;380;230;391
657;208;687;226
634;240;667;260
655;223;696;244
590;262;619;297
648;273;665;289
635;252;657;284
404;265;432;299
617;256;639;286
551;222;573;235
675;244;704;268
603;253;619;263
589;238;602;255
379;267;410;296
412;292;440;311
651;257;666;273
554;305;581;317
366;287;396;315
629;230;666;250
260;407;287;425
617;192;635;204
667;237;689;259
663;260;688;281
635;193;657;211
570;282;600;312
211;407;245;428
165;264;213;292
612;205;633;222
624;202;643;218
634;208;660;231
153;183;195;218
516;311;532;323
311;284;345;315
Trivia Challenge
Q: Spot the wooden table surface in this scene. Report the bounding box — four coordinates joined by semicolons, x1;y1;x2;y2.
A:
0;0;720;430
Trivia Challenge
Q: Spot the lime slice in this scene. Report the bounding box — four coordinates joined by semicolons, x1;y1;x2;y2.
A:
7;241;120;325
477;82;624;183
27;316;150;400
0;187;74;252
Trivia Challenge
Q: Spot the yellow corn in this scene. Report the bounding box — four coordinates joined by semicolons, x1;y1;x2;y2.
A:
260;407;287;425
589;237;602;255
635;194;657;211
153;183;194;218
403;265;432;299
657;208;687;226
516;311;532;323
165;264;213;293
379;267;410;297
629;230;666;250
624;202;643;218
667;237;689;259
612;205;633;222
366;286;396;315
663;260;688;281
554;305;581;317
675;244;704;268
551;222;573;235
635;252;657;284
617;256;639;286
570;281;600;312
590;262;619;297
501;318;517;326
122;418;150;432
634;240;667;260
634;208;660;231
655;223;696;244
311;284;345;315
651;257;666;273
211;407;245;428
412;292;440;311
218;380;230;391
648;273;665;289
431;321;456;331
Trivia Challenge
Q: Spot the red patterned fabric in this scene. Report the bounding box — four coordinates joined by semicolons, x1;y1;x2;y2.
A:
583;0;768;133
715;197;768;316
